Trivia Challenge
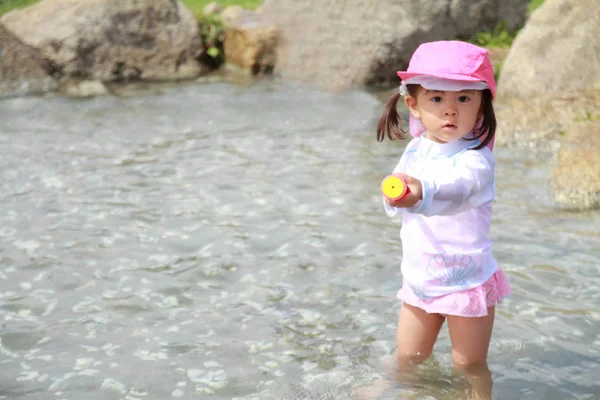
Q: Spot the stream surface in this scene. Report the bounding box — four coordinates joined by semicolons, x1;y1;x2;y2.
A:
0;77;599;399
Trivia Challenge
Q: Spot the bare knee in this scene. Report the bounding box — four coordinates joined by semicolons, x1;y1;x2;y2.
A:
397;349;431;367
447;310;494;370
452;353;490;372
451;338;490;368
452;352;487;368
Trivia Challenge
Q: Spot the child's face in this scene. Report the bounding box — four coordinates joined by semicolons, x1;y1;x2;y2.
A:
405;89;483;144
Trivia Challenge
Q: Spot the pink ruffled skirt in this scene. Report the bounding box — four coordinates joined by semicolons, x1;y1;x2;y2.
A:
397;268;512;317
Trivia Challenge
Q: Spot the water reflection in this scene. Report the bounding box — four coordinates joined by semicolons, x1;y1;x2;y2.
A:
353;347;494;399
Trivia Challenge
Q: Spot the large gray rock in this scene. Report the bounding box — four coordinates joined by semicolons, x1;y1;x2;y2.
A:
0;0;206;82
550;120;600;210
261;0;528;90
497;0;600;98
494;0;600;210
495;89;600;147
495;0;600;148
0;23;56;96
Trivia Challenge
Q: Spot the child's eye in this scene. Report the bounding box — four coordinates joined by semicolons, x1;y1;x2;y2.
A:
458;96;470;102
431;96;442;103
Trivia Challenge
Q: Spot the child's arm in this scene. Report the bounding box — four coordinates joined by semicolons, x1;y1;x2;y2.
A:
382;141;422;217
407;150;495;217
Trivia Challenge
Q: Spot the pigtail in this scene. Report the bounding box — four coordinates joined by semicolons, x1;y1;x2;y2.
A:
376;92;409;142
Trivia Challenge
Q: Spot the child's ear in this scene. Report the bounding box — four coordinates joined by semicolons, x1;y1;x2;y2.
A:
404;96;421;119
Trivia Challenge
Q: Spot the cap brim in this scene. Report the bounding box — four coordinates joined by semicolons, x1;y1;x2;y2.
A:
397;71;483;82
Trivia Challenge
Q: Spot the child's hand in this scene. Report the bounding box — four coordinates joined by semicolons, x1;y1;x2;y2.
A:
386;173;422;208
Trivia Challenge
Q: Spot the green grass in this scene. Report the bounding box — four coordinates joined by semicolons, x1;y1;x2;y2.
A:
0;0;262;17
181;0;262;19
528;0;545;15
0;0;39;16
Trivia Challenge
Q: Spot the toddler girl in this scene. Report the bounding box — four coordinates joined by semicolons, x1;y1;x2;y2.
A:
371;40;512;399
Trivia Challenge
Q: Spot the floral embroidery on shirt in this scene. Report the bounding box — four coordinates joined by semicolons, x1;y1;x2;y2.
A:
426;252;477;287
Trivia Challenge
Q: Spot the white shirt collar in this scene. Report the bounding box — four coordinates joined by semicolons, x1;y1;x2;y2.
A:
417;135;480;158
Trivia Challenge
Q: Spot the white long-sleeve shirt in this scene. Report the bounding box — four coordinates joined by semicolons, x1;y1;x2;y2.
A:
384;136;498;298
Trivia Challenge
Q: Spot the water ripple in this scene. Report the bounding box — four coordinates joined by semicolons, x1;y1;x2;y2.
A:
0;81;598;399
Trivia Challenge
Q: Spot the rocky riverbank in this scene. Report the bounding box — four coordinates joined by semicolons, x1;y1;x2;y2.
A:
0;0;598;209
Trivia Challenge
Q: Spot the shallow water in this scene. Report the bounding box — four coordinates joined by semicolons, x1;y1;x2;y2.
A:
0;78;599;400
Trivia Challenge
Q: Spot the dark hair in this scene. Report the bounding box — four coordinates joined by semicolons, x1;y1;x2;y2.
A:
468;89;496;150
376;84;420;142
376;86;497;151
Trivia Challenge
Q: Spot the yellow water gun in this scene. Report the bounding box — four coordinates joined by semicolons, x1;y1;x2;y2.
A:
381;175;410;201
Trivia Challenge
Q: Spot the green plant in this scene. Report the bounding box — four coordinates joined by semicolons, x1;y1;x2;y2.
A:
197;13;226;68
470;21;519;48
528;0;545;15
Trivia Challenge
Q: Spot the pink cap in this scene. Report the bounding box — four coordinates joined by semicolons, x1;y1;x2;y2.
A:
397;41;496;98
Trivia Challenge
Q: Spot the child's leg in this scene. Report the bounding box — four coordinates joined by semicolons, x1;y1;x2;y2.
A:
396;302;445;368
353;303;444;399
447;306;494;365
447;306;495;400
